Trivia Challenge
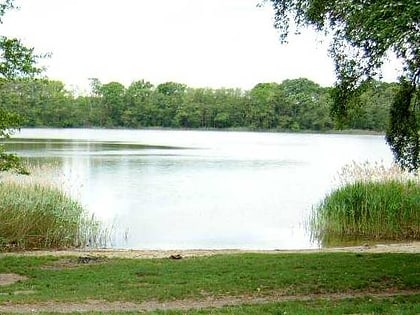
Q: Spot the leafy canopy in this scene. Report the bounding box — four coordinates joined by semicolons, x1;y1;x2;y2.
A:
0;0;43;173
265;0;420;171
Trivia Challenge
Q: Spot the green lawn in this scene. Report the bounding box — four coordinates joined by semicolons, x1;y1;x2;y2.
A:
0;252;419;313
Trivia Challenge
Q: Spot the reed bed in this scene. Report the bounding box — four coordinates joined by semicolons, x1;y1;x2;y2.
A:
0;164;105;251
311;162;420;245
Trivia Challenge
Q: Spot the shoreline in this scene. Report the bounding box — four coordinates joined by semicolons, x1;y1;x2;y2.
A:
7;126;385;139
2;241;419;259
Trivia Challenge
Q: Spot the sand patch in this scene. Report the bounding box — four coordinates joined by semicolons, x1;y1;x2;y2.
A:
41;256;108;270
1;241;419;260
0;290;419;313
0;273;28;286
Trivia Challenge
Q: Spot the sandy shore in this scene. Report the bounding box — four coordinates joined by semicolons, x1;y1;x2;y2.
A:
2;241;419;259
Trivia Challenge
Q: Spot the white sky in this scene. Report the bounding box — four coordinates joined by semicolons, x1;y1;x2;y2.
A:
1;0;400;93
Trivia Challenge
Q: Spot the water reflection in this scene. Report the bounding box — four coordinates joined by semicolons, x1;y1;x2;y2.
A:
4;128;394;250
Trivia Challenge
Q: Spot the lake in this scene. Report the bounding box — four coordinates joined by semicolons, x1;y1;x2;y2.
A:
4;128;394;250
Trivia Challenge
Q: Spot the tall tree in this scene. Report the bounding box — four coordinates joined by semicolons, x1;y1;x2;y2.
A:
280;78;333;130
248;83;282;129
266;0;419;171
99;81;126;126
123;79;154;127
0;0;44;173
155;82;186;127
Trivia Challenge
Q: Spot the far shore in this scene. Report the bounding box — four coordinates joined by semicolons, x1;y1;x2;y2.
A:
8;126;386;137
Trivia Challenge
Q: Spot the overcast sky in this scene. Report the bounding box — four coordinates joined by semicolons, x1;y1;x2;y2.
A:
1;0;399;93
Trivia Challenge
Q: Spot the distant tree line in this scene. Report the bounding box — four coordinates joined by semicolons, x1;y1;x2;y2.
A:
0;77;398;132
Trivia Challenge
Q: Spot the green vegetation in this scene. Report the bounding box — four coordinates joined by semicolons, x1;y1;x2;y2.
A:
267;0;419;171
1;0;417;172
0;182;100;250
1;0;418;173
312;180;420;245
0;77;397;133
0;0;45;174
0;166;103;251
0;253;418;312
311;162;420;245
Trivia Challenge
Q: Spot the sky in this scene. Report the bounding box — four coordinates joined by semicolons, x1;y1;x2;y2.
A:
1;0;400;93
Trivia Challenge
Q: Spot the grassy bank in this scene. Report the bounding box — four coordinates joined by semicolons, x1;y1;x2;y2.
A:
0;252;418;313
311;162;420;245
0;165;103;251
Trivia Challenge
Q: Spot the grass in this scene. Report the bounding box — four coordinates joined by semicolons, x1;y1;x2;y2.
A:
0;253;418;304
69;295;420;314
311;180;420;244
0;164;104;251
311;162;420;246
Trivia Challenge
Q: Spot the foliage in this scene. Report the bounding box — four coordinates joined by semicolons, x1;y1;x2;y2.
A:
0;0;15;22
0;77;397;132
345;81;396;131
0;37;43;79
0;165;103;250
0;146;28;174
0;102;20;137
386;80;420;172
0;105;25;173
0;0;44;173
265;0;420;171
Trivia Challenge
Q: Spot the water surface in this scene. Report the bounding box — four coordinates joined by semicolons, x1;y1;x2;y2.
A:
4;128;393;250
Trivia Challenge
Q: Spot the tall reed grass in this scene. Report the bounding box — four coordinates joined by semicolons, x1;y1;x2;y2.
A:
0;164;105;251
311;162;420;246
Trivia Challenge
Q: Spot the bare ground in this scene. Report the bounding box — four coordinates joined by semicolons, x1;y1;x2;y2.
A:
0;241;419;314
0;274;28;287
0;290;419;314
2;241;420;259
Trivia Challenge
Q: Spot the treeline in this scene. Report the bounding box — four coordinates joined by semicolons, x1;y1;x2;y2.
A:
0;77;398;131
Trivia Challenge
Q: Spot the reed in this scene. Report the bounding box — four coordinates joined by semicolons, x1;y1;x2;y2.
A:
311;162;420;245
0;164;104;251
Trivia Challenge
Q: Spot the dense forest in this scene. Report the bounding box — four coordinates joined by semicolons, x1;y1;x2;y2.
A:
0;77;398;132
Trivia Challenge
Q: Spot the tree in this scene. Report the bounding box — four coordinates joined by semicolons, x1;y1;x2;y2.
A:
266;0;419;171
279;78;333;130
0;0;44;173
123;79;154;127
248;83;282;129
155;82;186;127
346;81;397;131
99;81;126;126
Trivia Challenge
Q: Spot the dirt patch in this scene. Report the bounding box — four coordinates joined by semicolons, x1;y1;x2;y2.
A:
0;274;27;286
0;290;419;313
41;256;108;270
0;290;36;296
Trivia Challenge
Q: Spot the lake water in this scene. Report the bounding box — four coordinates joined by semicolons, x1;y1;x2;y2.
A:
4;128;394;250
